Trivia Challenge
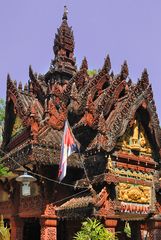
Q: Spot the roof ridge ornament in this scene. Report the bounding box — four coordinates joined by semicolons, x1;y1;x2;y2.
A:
80;57;88;71
121;60;129;79
62;6;68;20
102;54;111;73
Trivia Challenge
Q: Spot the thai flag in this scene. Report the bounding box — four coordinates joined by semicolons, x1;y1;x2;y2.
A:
58;120;79;181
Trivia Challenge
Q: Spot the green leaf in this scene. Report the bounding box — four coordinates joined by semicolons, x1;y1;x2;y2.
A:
0;99;5;123
87;70;97;77
73;218;118;240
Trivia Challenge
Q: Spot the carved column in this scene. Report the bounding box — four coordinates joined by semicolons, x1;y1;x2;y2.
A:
40;203;57;240
104;219;118;233
10;216;23;240
40;218;57;240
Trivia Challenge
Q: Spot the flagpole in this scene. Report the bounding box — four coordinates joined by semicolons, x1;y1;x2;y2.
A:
68;119;97;197
78;152;97;198
58;119;96;197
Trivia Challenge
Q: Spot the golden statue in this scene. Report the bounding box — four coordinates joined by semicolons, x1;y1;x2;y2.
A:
132;120;139;144
131;120;140;150
0;215;10;240
106;155;114;173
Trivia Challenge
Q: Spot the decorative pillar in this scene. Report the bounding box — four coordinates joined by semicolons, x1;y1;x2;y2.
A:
40;217;57;240
40;203;57;240
10;216;23;240
104;219;118;233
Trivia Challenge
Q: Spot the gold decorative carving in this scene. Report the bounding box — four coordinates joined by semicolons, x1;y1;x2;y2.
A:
117;183;151;204
0;215;10;240
106;155;114;173
114;168;153;181
11;116;24;137
106;156;153;181
117;119;152;156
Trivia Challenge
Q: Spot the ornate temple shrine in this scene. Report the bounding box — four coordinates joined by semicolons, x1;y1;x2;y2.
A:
0;7;161;240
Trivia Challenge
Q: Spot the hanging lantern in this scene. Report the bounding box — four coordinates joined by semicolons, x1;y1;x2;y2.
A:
16;172;36;196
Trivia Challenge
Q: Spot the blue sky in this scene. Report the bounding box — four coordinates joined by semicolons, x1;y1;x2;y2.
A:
0;0;161;120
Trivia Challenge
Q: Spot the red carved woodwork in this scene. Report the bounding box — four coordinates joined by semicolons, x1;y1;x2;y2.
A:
47;99;66;130
104;219;118;233
96;187;115;217
40;218;57;240
19;196;42;218
0;201;13;216
40;203;57;240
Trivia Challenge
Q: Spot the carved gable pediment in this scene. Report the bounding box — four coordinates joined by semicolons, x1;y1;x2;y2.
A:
117;119;152;156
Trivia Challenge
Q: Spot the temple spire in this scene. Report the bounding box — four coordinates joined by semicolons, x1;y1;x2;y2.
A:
50;6;76;82
62;6;68;20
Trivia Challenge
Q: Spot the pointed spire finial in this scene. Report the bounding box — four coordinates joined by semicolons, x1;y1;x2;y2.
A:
18;81;22;91
140;68;149;89
121;60;129;79
62;6;68;20
80;57;88;71
102;54;111;73
7;74;11;82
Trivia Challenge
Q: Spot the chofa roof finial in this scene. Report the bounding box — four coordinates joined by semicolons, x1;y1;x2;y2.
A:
62;6;68;20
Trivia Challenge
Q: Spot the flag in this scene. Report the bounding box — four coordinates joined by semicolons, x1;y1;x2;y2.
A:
58;120;79;181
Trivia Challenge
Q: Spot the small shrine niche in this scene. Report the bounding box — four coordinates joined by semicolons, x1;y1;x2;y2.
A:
117;115;152;157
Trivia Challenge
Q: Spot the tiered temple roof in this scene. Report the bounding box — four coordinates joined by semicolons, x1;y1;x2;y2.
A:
2;6;161;159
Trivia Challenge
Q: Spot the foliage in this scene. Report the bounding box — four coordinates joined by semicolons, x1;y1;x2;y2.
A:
0;163;9;177
87;70;97;77
73;218;118;240
0;99;5;123
0;99;8;176
124;222;131;238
